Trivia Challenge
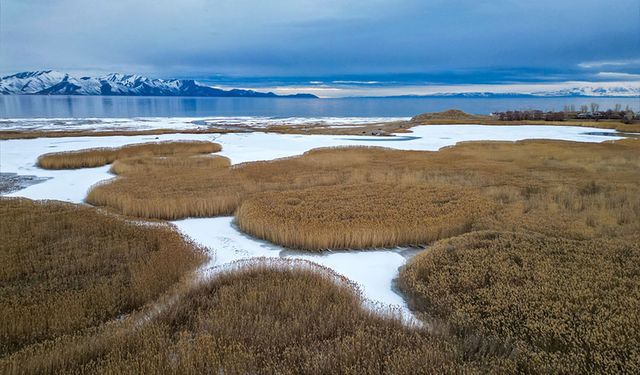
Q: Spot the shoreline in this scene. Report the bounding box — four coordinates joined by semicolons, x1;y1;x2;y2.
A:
1;110;638;140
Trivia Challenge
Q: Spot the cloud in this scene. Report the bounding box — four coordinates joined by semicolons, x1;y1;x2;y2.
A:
2;0;640;85
579;59;640;69
332;81;382;85
596;72;640;80
255;81;640;98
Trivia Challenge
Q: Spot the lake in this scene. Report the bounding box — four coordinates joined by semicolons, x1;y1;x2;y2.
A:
1;96;638;118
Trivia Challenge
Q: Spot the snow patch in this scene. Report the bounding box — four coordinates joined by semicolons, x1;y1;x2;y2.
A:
172;217;414;319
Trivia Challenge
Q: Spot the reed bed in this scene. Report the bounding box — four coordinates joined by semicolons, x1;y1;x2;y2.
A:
0;198;205;358
1;259;475;374
86;139;640;249
8;138;639;373
398;231;640;374
110;154;230;175
88;155;240;219
36;141;221;169
236;184;493;250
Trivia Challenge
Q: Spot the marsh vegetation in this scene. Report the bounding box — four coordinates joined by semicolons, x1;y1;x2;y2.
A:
36;141;221;169
68;260;470;374
2;257;489;374
5;133;638;373
85;138;639;249
398;231;640;373
236;184;492;250
0;198;205;358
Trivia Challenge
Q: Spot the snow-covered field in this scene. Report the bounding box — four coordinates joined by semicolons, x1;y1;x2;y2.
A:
174;217;411;316
0;116;409;132
0;123;624;317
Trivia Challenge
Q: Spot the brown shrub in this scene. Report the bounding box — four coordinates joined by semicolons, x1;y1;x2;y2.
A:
36;141;221;169
398;231;640;374
236;184;494;250
0;198;205;357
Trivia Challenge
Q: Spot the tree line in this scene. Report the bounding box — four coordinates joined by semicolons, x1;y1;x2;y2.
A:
492;103;637;123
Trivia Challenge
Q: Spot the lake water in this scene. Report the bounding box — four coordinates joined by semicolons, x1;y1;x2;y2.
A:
1;95;638;118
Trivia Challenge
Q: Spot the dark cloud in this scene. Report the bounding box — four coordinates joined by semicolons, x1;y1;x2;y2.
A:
2;0;639;85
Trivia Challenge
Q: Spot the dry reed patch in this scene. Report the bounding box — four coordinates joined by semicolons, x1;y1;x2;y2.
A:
236;184;494;250
36;140;221;169
463;139;640;240
87;154;240;219
87;139;640;242
109;154;230;175
85;145;466;220
49;259;470;374
398;231;640;374
0;198;205;357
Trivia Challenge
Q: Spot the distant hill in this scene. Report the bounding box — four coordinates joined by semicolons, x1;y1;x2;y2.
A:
0;71;318;98
410;109;488;123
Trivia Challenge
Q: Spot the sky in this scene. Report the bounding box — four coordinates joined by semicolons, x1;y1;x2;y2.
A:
2;0;640;97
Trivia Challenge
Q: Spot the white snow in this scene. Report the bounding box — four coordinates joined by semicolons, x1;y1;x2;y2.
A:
0;116;409;132
1;71;201;96
0;123;626;318
0;118;204;132
214;124;622;164
172;217;410;316
196;116;408;128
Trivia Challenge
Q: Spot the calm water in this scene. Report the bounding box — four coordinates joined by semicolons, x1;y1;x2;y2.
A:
1;95;638;118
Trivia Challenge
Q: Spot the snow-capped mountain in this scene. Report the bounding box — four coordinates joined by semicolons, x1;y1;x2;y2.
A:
529;86;640;97
0;71;317;98
392;86;640;98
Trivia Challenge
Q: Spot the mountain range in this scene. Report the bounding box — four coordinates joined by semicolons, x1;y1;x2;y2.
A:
0;71;317;98
375;86;640;98
2;71;638;98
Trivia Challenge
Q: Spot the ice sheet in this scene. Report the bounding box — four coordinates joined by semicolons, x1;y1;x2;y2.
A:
0;116;409;132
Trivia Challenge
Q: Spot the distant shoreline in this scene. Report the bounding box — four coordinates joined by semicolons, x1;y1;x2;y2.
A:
2;94;639;99
2;95;639;119
1;109;638;140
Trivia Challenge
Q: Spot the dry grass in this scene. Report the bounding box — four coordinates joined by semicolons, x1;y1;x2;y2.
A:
5;136;639;373
87;145;454;220
36;141;221;169
110;154;230;175
87;153;237;219
236;184;493;250
87;138;639;250
87;260;471;374
0;198;205;358
2;259;482;374
398;231;640;374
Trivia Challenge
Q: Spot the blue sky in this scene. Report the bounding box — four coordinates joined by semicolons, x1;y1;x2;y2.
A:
3;0;639;96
